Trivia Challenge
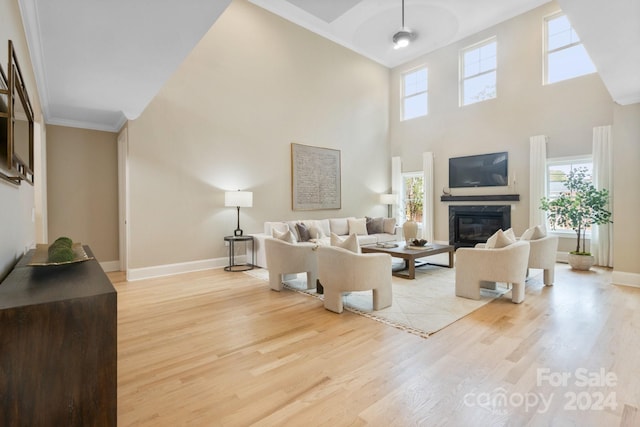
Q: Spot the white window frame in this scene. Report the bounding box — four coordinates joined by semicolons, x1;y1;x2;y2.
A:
545;155;593;236
459;37;497;106
401;66;428;121
544;11;596;85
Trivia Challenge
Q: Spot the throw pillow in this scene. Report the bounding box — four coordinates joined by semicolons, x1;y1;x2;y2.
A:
348;218;368;236
485;229;515;249
296;222;311;242
272;228;297;244
330;232;360;253
366;217;384;234
504;228;516;241
521;225;547;241
308;224;325;240
383;218;396;235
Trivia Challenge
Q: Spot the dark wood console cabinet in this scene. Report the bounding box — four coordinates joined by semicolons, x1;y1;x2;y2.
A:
0;246;116;426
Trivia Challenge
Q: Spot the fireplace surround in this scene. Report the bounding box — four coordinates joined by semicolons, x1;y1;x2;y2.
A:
449;205;511;249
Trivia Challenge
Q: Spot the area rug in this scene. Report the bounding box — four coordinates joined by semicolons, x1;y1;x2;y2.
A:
245;257;512;339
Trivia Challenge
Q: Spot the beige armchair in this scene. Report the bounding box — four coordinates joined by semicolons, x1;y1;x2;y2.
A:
317;245;392;313
455;240;530;304
525;235;559;286
265;238;318;291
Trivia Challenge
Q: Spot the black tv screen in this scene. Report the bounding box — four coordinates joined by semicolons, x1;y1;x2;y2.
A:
449;152;508;188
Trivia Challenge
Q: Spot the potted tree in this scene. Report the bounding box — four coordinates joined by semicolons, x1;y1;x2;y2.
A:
540;167;612;270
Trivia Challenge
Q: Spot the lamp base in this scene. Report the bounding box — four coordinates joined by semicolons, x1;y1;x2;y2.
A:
234;228;244;237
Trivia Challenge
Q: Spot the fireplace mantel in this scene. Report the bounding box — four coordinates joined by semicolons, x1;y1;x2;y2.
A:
441;194;520;202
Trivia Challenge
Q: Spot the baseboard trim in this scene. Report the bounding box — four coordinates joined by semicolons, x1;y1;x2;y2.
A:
612;271;640;288
100;260;121;273
556;251;569;263
126;255;246;281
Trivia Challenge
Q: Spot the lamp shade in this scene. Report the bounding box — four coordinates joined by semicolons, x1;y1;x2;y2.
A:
225;191;253;208
380;193;398;205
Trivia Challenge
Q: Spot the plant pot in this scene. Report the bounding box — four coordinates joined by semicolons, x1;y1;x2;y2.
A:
403;220;418;243
568;253;594;271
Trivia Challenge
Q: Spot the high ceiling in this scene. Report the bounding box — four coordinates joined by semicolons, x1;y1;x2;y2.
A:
17;0;640;132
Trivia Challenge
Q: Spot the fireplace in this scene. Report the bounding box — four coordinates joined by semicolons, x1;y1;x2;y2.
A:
449;205;511;249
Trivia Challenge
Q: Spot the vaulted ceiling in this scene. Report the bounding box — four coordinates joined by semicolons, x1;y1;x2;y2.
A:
17;0;640;132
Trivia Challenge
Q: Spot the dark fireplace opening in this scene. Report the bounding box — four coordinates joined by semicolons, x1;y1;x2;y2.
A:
449;205;511;249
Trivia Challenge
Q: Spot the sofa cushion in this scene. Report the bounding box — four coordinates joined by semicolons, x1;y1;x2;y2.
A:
272;228;297;244
330;232;360;253
329;218;350;236
521;225;547;241
296;222;311;242
309;219;331;237
486;229;515;249
357;235;378;245
348;218;368;236
366;217;384;234
383;218;396;235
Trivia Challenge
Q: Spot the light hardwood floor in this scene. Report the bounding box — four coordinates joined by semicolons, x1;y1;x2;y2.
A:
109;263;640;426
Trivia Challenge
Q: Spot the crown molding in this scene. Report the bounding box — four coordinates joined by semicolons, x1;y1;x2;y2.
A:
17;0;51;123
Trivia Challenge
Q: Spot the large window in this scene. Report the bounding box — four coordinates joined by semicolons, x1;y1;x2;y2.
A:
401;172;423;223
460;37;497;106
402;67;428;120
546;156;593;232
545;12;596;84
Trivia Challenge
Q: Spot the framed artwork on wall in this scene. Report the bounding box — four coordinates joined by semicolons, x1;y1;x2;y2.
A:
291;142;341;210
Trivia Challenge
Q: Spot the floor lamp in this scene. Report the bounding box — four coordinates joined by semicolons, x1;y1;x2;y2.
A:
225;190;253;236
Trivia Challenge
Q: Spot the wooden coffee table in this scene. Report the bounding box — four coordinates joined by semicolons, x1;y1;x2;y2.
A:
361;242;454;279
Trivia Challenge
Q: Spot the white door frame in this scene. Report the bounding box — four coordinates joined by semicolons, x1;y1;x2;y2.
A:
33;121;48;243
117;128;130;277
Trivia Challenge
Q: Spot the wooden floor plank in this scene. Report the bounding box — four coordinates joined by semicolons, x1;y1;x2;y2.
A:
111;264;640;426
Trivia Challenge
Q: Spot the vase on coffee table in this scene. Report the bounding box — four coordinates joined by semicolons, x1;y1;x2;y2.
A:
403;220;418;244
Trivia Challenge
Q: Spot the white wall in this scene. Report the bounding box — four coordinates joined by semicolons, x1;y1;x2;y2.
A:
612;103;640;280
0;0;42;280
46;125;119;263
389;1;615;249
127;0;390;270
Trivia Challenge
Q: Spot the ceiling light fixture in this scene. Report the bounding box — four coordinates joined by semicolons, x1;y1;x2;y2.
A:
393;0;414;50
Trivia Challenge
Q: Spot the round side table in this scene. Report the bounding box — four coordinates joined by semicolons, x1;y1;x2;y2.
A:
224;235;254;272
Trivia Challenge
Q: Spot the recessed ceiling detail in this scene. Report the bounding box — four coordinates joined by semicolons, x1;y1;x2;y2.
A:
285;0;364;23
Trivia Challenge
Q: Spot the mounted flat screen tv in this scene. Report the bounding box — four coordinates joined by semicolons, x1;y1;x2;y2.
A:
449;151;508;188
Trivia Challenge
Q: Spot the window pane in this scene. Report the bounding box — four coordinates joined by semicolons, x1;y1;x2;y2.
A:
463;71;496;105
402;174;424;222
404;68;427;96
546;159;593;231
547;15;573;50
548;44;596;83
479;43;497;73
402;67;428;120
404;92;428;120
461;39;496;105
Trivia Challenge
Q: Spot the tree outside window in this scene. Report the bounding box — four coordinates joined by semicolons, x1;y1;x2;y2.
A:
402;173;423;222
546;158;593;232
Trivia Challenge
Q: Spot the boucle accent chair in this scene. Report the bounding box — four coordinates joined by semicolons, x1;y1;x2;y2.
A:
525;234;559;286
265;238;318;291
317;245;392;313
455;240;531;304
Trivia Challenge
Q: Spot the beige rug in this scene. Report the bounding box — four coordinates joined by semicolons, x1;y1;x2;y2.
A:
245;257;512;339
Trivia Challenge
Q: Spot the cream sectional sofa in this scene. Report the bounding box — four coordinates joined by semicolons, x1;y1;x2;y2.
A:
250;217;400;268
